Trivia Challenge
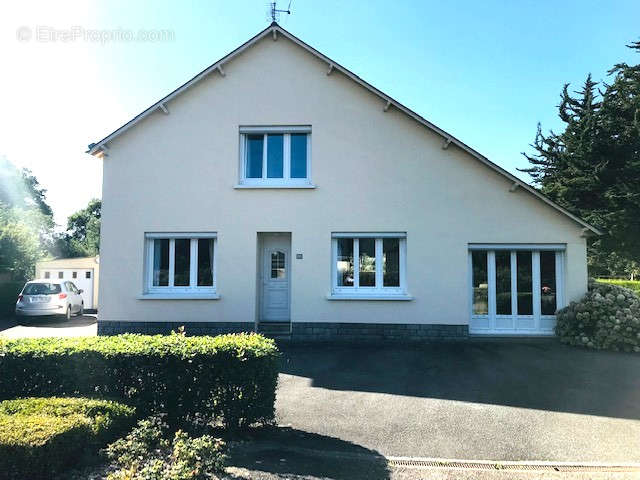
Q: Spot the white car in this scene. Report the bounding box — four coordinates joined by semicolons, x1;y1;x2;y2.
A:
15;279;85;320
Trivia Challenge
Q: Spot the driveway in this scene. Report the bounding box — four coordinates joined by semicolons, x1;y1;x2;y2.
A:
0;314;97;338
272;341;640;464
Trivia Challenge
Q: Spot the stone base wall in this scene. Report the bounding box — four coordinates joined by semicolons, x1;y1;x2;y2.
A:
98;320;469;341
290;323;468;341
97;321;254;336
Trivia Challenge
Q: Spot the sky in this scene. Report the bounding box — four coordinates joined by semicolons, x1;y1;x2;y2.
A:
1;0;638;226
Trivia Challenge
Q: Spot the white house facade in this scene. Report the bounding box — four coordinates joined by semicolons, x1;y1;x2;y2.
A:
88;24;599;340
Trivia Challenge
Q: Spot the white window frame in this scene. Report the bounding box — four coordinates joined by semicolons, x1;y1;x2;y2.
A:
329;232;411;300
238;126;312;187
142;232;218;299
468;244;565;335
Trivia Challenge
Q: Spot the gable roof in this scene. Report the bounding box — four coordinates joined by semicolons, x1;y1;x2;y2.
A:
87;22;601;235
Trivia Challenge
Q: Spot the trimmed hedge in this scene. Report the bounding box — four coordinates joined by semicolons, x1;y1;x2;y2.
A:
0;397;136;480
0;332;279;428
556;281;640;352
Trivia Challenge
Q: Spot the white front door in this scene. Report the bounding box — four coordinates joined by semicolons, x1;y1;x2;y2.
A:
261;239;290;322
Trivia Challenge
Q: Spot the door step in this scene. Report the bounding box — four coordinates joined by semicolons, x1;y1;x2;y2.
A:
257;322;291;337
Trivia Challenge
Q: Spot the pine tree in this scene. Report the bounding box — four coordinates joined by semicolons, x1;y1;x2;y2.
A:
595;41;640;277
521;42;640;278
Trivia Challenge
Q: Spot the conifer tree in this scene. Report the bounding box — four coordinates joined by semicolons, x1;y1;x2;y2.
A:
522;42;640;278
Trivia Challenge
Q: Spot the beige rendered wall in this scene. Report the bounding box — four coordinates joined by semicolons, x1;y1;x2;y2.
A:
36;256;100;308
98;35;588;325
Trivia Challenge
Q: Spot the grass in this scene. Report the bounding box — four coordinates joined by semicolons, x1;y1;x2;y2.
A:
596;278;640;294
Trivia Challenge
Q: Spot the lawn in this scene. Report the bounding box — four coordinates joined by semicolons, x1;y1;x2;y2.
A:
596;278;640;294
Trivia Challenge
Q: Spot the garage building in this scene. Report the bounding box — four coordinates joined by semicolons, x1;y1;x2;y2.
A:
35;256;100;311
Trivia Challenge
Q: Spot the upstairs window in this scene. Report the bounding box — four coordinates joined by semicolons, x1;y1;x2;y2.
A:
239;126;311;186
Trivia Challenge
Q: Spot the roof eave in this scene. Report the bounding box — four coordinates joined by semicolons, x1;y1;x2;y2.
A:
87;24;276;156
86;23;602;236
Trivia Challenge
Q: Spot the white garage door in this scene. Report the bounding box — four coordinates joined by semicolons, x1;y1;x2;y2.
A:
469;246;564;335
42;269;94;309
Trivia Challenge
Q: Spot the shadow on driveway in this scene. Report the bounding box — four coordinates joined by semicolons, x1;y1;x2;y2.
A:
279;341;640;421
226;426;390;480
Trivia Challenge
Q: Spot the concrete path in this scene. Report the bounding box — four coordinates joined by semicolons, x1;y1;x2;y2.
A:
225;464;639;480
0;314;97;338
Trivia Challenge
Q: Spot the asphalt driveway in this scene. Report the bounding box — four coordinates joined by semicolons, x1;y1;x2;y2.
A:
274;341;640;463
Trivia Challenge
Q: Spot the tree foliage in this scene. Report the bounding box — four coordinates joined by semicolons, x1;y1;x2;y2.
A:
0;158;102;281
0;211;43;282
54;199;101;258
0;157;54;281
0;157;53;220
522;41;640;278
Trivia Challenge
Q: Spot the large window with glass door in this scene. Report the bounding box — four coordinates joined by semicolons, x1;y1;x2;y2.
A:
469;246;564;334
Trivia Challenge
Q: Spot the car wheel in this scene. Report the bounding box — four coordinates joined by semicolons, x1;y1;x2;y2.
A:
78;303;84;316
65;306;71;321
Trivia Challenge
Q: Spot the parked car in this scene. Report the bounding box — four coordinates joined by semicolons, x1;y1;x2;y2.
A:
15;280;84;320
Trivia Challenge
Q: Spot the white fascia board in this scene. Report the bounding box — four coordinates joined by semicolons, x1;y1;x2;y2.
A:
86;24;601;236
273;27;601;236
86;25;276;156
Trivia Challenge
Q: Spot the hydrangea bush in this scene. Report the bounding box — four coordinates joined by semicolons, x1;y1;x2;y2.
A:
556;281;640;352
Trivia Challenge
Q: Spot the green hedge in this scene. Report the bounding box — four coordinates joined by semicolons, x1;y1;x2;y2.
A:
0;397;136;480
596;278;640;294
0;332;279;429
556;281;640;352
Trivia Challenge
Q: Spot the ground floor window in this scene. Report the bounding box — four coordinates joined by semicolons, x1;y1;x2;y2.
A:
469;245;564;334
144;233;216;295
331;233;407;297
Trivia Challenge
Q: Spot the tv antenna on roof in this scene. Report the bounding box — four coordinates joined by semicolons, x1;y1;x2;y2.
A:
268;1;291;23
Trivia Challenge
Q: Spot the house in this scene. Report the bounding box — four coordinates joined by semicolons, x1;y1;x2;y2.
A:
35;256;100;310
87;23;600;339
